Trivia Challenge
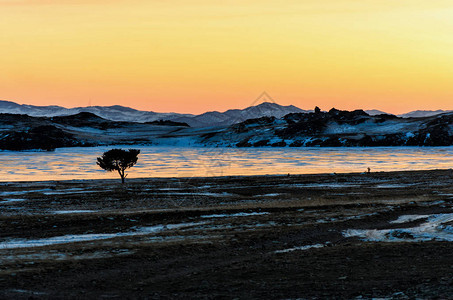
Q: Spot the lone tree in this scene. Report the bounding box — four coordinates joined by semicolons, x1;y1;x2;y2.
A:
97;149;140;184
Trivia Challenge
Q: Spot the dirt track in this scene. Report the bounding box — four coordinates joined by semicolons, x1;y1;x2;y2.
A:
1;170;452;299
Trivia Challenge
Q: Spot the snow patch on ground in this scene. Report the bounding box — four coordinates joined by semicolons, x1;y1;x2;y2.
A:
0;189;53;196
292;183;361;188
7;289;47;296
390;214;429;224
0;222;205;249
153;192;233;197
1;198;27;204
375;184;409;188
275;243;325;253
200;212;269;219
316;212;380;224
343;213;453;242
43;190;101;195
52;210;96;214
1;249;132;262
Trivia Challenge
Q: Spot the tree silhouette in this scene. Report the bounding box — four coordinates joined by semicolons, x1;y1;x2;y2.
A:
97;149;140;183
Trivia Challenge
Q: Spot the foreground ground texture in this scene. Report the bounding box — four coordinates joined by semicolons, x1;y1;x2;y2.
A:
0;170;452;299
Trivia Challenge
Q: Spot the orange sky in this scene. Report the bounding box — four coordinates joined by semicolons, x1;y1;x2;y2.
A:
1;0;453;114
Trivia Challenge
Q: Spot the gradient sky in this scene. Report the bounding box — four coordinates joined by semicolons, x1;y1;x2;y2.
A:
1;0;452;114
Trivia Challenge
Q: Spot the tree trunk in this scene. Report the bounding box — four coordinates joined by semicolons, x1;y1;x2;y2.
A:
118;169;125;184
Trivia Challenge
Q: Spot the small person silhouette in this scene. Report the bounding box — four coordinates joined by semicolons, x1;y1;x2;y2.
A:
367;167;371;174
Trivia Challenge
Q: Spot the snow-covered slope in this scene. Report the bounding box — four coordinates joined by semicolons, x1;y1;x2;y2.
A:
398;110;453;118
365;109;390;116
0;112;198;150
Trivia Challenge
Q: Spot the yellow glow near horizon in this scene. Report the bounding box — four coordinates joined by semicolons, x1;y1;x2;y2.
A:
1;1;453;114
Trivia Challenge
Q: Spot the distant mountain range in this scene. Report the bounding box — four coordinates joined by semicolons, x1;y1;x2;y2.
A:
2;107;453;151
397;110;453;118
0;100;309;128
0;100;193;124
364;109;388;116
362;109;453;118
0;99;451;128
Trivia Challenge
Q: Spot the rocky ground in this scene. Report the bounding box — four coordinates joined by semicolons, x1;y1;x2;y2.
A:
210;109;453;147
0;170;452;299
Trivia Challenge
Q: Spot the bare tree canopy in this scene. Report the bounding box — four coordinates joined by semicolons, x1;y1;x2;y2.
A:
97;149;140;183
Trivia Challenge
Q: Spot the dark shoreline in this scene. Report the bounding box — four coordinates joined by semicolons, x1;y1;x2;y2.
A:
1;169;452;299
0;167;451;182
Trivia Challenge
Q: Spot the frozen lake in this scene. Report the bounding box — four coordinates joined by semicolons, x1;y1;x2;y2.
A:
1;146;453;182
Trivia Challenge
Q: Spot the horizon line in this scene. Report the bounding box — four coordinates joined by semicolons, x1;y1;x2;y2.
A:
1;98;452;116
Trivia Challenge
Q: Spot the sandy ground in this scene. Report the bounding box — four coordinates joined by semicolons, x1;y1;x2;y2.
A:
0;170;452;299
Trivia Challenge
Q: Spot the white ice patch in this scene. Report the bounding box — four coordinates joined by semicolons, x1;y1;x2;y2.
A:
7;289;46;296
1;249;132;262
375;184;409;188
343;213;453;242
316;212;379;224
295;183;360;188
0;222;204;249
435;193;453;196
43;190;101;195
390;214;429;224
200;212;269;219
1;198;27;204
275;243;325;253
155;192;233;197
52;210;96;214
0;189;53;196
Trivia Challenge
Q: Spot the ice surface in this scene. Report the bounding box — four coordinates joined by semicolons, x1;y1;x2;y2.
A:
2;146;453;181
